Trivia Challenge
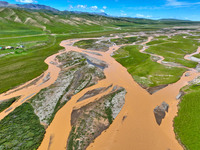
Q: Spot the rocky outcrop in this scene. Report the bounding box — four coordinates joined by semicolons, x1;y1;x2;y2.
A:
153;101;169;125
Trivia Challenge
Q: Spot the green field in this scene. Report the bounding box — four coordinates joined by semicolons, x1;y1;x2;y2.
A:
146;35;199;68
0;30;44;38
0;97;19;113
0;29;149;94
113;45;186;88
1;5;200;150
193;53;200;59
74;39;98;49
146;39;169;46
110;36;147;45
174;79;200;150
0;34;59;93
0;7;173;94
0;102;45;150
0;35;48;46
0;7;199;94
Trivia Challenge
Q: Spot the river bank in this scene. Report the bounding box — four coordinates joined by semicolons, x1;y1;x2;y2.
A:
0;31;200;150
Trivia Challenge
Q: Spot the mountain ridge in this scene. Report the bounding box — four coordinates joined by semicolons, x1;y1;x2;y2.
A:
0;1;194;21
0;1;59;12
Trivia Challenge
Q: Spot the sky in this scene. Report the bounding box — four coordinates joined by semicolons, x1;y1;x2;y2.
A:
6;0;200;21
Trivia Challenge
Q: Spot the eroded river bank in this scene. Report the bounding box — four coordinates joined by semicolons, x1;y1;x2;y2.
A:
0;31;200;150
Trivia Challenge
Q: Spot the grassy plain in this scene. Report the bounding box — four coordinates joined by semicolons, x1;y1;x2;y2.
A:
174;79;200;150
146;35;199;68
0;28;147;94
0;102;45;150
0;97;19;113
0;8;199;94
110;36;147;45
74;39;98;49
113;45;186;87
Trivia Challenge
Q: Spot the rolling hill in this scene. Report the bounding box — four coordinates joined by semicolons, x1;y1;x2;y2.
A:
0;1;200;35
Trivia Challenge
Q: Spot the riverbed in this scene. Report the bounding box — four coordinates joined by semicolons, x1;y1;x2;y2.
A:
0;35;200;150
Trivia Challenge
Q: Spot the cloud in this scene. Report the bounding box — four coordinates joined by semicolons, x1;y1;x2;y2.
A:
127;6;163;10
103;6;107;9
135;14;152;18
90;6;98;10
68;5;73;10
120;10;127;16
16;0;36;3
76;5;87;9
166;0;188;6
72;4;106;12
166;0;200;7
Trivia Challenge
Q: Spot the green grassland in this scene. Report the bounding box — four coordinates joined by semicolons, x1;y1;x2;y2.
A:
0;35;48;46
0;102;45;150
0;7;200;94
0;97;19;113
193;54;200;58
146;39;169;46
0;34;50;56
0;30;143;94
146;35;199;68
174;79;200;150
0;30;44;38
0;35;58;93
0;8;163;93
73;36;148;51
73;39;98;49
113;45;186;87
110;36;147;45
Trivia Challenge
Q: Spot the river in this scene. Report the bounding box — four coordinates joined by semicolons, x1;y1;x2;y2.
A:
0;35;200;150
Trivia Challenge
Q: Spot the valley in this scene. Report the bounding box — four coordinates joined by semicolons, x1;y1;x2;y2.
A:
1;2;200;150
1;27;200;150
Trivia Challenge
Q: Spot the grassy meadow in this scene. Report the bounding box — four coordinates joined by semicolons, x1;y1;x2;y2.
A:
110;36;147;45
0;97;19;113
0;102;45;150
113;45;186;87
174;79;200;150
0;28;149;94
73;39;98;49
146;35;199;68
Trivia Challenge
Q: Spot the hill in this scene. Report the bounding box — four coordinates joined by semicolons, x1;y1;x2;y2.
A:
0;1;200;35
0;7;137;34
0;3;200;94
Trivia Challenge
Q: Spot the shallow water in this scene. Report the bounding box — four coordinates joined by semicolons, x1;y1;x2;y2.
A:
0;36;199;150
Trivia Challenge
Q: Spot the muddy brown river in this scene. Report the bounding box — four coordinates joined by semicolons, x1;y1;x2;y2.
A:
0;36;200;150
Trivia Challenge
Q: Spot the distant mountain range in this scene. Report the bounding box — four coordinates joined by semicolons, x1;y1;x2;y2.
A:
0;0;199;35
0;1;16;7
0;1;195;20
0;1;109;16
0;1;59;12
158;18;191;22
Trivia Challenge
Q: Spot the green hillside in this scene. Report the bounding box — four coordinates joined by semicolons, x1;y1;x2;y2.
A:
0;7;199;93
